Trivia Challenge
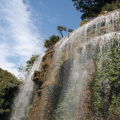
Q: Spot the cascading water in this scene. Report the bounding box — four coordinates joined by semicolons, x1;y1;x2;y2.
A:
10;53;44;120
49;10;120;120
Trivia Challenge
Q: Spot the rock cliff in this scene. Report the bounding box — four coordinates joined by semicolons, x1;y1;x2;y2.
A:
30;9;120;120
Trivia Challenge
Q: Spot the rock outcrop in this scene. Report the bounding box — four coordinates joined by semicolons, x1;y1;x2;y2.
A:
30;9;120;120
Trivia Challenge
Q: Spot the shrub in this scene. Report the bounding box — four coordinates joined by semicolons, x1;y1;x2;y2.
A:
26;55;39;71
92;41;120;118
68;28;74;32
116;0;120;8
0;68;20;119
101;2;117;12
27;105;33;118
98;1;120;17
80;17;90;26
44;35;60;49
97;11;106;17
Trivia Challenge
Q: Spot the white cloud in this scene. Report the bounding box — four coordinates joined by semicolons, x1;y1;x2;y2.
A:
0;0;43;77
47;16;57;23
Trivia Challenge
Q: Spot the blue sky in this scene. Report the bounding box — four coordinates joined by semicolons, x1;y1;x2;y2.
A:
0;0;82;77
28;0;82;37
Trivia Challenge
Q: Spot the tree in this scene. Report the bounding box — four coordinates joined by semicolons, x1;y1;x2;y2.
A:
57;26;67;38
44;39;51;49
18;54;39;79
26;55;39;71
57;26;74;37
116;0;120;8
0;68;20;119
97;1;120;17
68;28;74;32
72;0;117;20
44;35;60;49
101;1;120;12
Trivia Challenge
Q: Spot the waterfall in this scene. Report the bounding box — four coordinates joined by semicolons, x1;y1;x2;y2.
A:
10;53;44;120
10;10;120;120
50;10;120;120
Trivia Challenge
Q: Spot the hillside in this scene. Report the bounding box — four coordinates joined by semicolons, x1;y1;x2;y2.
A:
0;68;20;120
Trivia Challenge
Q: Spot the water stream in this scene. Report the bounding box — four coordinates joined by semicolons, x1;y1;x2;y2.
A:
51;10;120;119
10;54;44;120
10;10;120;120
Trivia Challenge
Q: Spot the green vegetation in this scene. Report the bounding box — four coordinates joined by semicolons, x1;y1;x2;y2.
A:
74;0;120;26
72;0;116;20
52;87;75;120
44;26;73;50
57;26;67;38
26;55;39;71
0;68;20;119
18;54;39;76
101;2;118;12
92;40;120;119
102;1;120;12
27;105;33;118
80;17;90;26
98;1;120;16
57;26;74;38
68;28;74;32
44;26;73;49
44;35;60;49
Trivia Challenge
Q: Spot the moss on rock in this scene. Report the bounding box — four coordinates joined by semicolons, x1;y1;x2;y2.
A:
92;40;120;119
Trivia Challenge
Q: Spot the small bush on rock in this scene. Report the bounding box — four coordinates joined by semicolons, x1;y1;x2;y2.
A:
44;35;60;49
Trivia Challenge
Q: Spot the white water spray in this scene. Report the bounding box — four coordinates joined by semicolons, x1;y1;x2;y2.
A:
10;53;44;120
51;10;120;120
9;10;120;120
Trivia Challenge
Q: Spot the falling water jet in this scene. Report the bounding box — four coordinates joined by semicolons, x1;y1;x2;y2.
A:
50;10;120;120
10;53;44;120
10;10;120;120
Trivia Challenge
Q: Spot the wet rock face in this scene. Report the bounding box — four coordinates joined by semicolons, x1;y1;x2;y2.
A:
30;10;120;120
34;71;40;77
103;80;111;118
33;71;43;86
50;58;74;119
92;40;120;120
10;55;44;120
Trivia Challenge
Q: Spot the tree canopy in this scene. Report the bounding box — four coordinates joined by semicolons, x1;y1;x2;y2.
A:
101;1;120;12
68;28;74;32
57;26;74;38
44;35;60;49
72;0;117;20
57;26;67;38
0;68;20;119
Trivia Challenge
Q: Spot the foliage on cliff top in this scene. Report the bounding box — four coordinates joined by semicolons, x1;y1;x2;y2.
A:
44;35;60;49
18;54;39;78
80;17;90;26
57;26;74;38
72;0;116;20
26;54;39;71
98;1;120;16
79;1;120;26
0;68;20;118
